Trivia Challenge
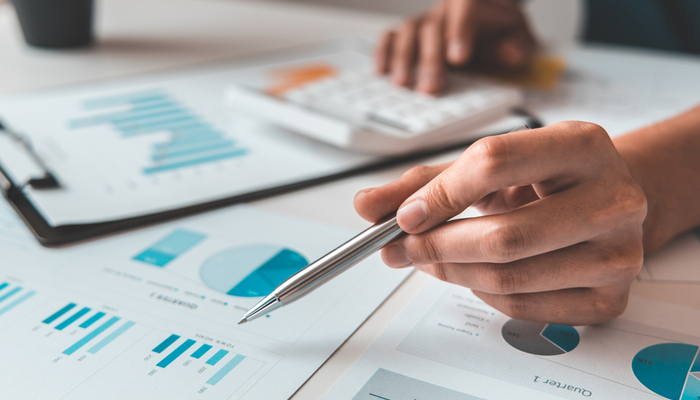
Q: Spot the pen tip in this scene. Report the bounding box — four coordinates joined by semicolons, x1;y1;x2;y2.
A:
237;318;247;325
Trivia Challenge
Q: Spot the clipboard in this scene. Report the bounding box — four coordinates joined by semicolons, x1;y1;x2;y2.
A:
0;41;542;247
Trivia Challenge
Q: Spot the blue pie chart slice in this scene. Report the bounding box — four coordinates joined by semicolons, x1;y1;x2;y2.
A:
632;343;700;400
200;244;308;297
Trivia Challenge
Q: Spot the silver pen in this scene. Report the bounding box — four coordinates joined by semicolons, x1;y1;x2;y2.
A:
240;124;532;324
238;214;405;324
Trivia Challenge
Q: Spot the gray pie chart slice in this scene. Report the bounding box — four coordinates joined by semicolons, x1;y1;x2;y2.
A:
501;319;566;356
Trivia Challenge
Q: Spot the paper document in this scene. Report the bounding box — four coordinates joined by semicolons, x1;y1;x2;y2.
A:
325;279;700;400
0;205;409;399
0;42;378;225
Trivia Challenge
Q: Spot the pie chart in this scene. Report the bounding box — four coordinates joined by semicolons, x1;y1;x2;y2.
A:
632;343;700;400
501;319;580;356
200;244;308;297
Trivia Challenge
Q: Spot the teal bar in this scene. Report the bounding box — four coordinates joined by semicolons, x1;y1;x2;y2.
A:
63;317;120;355
43;303;76;324
153;334;180;353
111;108;185;125
191;344;212;359
79;312;105;328
55;307;91;330
143;149;247;174
151;142;236;161
119;119;203;137
83;91;164;109
156;339;196;368
115;114;194;131
87;321;135;354
206;349;229;366
0;283;8;291
0;287;21;304
153;134;226;150
69;103;179;128
206;355;246;386
0;291;35;316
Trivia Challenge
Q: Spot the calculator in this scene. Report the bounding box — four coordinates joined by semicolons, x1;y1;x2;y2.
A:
226;63;522;156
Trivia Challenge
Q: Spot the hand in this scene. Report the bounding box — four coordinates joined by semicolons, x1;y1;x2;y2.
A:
354;122;647;325
376;0;537;94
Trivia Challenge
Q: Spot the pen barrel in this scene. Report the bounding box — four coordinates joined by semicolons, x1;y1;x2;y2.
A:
275;216;405;305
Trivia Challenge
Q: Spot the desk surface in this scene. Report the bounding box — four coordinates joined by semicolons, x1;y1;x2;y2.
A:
2;1;700;399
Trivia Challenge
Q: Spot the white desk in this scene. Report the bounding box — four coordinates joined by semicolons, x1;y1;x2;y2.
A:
2;1;700;399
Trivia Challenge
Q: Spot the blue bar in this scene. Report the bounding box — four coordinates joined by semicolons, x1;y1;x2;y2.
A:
0;287;20;303
206;349;229;366
119;118;202;137
115;113;194;131
83;91;164;109
69;103;180;128
157;339;196;368
87;321;135;354
43;303;76;324
153;135;226;150
191;344;212;359
55;307;91;330
143;149;247;174
0;291;35;316
153;334;180;353
80;312;105;328
111;108;185;125
123;121;209;138
0;283;8;291
63;317;120;355
152;142;236;161
206;355;246;386
170;125;218;136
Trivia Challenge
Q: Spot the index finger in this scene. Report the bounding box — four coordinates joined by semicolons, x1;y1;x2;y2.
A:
395;122;616;233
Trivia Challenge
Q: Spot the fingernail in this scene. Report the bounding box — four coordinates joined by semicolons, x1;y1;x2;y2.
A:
448;40;466;63
397;200;427;231
383;244;412;267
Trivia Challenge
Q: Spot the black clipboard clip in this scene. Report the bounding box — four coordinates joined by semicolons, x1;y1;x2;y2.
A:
0;119;60;195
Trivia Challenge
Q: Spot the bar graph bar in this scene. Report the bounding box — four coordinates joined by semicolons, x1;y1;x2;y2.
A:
87;321;135;354
191;344;212;359
79;311;105;328
69;91;248;175
133;229;206;267
206;355;246;386
206;349;229;366
156;339;196;368
0;290;35;316
55;307;91;330
153;334;180;353
44;303;77;324
0;287;21;304
63;317;120;355
0;283;8;291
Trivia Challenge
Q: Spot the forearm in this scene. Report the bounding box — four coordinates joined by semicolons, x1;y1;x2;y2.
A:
615;103;700;253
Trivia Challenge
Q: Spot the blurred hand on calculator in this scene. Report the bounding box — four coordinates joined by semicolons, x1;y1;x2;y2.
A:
376;0;537;94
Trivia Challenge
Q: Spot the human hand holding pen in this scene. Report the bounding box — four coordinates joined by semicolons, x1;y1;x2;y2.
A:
354;121;648;326
376;0;537;94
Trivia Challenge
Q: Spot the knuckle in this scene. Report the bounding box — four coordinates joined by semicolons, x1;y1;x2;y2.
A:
591;291;628;321
599;242;644;281
613;181;648;221
428;263;449;282
425;179;463;214
403;165;434;182
501;296;530;319
484;221;530;262
470;136;510;177
483;265;524;295
416;234;443;263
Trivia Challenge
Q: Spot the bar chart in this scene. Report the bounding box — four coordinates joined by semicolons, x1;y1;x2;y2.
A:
69;90;248;175
40;302;136;356
0;282;36;318
134;229;207;267
150;333;263;387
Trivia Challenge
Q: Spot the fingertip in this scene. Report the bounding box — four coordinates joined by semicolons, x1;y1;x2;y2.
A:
447;40;470;65
396;200;428;232
499;39;531;69
381;244;413;268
